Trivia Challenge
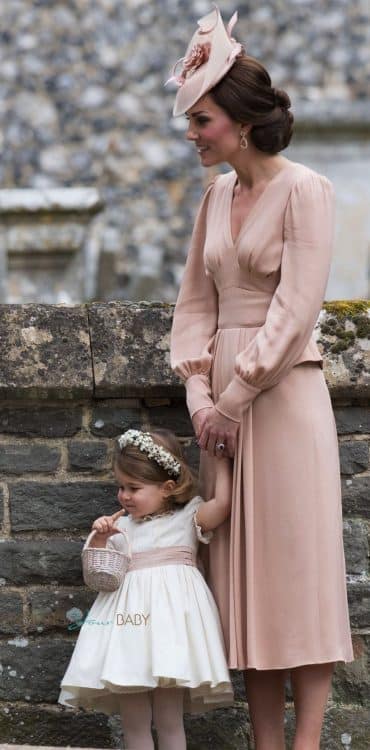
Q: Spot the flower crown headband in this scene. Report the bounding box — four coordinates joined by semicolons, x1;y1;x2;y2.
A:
117;430;181;479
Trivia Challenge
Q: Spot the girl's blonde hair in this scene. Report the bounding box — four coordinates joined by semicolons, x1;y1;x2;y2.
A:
114;428;198;507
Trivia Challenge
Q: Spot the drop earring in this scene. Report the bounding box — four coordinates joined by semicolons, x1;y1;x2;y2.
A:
240;130;248;150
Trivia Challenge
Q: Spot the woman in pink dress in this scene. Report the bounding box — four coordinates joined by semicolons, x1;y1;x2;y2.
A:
169;7;353;750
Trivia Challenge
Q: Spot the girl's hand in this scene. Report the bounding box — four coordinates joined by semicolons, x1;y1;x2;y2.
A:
192;407;213;440
90;509;126;547
198;407;239;458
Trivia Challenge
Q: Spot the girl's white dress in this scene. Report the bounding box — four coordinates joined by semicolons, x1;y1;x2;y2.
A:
59;496;233;715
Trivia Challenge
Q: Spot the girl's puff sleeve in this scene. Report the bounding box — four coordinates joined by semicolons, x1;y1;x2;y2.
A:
170;180;218;418
184;496;213;544
215;171;335;422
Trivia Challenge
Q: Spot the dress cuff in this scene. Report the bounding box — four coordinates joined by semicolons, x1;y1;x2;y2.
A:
193;511;213;544
215;374;261;422
185;373;214;419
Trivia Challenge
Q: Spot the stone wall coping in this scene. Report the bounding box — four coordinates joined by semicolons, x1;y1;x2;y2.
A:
0;188;103;215
0;300;367;401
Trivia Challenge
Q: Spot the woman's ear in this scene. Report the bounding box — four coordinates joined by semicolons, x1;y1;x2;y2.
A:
163;479;176;496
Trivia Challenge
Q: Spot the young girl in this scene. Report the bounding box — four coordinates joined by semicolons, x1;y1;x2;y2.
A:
59;428;234;750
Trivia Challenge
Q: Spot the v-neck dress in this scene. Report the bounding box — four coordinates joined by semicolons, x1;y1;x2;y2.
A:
170;162;353;670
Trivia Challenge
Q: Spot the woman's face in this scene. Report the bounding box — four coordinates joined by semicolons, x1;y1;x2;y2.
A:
185;94;242;166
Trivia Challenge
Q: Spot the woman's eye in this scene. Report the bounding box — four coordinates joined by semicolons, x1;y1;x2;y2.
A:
185;116;209;126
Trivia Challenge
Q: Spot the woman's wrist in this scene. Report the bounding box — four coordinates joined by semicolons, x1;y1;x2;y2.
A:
215;375;260;422
185;373;214;418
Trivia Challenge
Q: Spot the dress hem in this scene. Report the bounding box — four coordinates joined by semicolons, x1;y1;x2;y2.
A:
229;652;354;671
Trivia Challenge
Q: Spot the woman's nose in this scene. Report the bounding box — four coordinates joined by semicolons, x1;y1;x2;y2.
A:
186;123;197;141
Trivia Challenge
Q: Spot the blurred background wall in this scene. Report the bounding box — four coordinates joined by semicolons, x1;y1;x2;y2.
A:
0;0;369;303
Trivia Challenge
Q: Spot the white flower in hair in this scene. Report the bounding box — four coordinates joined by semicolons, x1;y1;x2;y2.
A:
117;430;181;478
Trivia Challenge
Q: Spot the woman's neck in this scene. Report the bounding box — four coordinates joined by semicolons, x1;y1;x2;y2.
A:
229;150;291;192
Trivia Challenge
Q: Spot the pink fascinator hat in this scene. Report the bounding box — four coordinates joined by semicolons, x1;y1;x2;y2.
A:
166;4;243;117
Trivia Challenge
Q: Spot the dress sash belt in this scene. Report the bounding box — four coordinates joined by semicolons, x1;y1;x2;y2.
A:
128;545;196;571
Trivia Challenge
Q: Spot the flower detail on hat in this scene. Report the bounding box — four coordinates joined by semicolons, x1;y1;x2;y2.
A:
167;42;211;88
181;42;211;81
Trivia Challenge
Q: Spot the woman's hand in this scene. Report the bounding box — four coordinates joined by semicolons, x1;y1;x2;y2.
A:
192;406;213;440
90;509;126;548
198;407;239;458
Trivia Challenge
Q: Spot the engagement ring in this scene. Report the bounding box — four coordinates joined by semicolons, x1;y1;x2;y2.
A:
216;442;225;451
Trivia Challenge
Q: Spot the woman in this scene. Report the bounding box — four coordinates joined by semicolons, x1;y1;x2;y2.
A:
169;7;353;750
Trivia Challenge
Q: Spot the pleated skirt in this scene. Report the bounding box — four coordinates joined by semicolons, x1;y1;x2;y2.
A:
200;327;354;670
59;564;233;715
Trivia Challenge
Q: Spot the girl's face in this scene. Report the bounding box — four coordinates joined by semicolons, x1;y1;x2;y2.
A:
185;94;243;166
115;467;173;520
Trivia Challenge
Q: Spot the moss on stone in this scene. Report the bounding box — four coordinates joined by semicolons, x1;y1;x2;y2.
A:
321;319;343;336
353;315;370;339
331;338;353;354
323;299;369;318
319;300;369;353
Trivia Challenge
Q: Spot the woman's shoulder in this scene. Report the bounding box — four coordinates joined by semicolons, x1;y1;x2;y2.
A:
202;170;235;199
282;162;334;220
289;161;333;194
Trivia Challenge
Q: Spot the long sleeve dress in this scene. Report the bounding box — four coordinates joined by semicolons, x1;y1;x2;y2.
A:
170;162;353;670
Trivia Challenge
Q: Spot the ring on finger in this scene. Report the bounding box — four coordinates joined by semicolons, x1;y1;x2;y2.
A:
216;442;225;451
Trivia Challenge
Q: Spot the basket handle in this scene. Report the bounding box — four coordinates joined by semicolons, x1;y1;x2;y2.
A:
83;527;132;558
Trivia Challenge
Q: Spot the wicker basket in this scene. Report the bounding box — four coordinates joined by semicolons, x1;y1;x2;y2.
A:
82;528;132;592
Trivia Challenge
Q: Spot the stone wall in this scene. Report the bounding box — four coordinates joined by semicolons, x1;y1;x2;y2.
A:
0;300;369;749
0;189;103;304
0;1;369;303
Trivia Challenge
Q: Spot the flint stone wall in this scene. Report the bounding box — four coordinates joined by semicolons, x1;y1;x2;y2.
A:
0;300;369;749
0;0;369;303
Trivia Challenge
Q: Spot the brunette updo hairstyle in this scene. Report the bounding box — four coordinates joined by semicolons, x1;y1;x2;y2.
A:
210;54;294;154
115;428;198;507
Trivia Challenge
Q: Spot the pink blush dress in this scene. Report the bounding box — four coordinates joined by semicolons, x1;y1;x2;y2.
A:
170;162;353;670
